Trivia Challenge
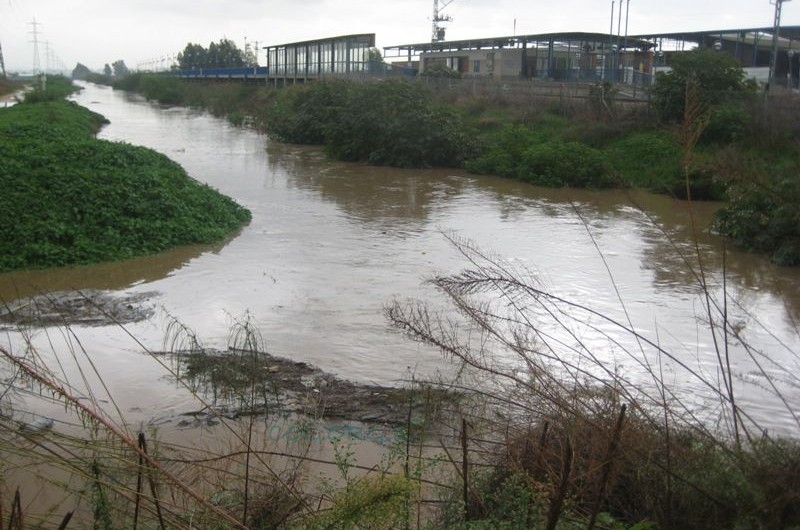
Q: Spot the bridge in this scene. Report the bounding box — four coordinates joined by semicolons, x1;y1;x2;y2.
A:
173;66;268;80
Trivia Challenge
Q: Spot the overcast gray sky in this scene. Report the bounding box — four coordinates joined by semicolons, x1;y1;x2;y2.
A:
2;0;799;72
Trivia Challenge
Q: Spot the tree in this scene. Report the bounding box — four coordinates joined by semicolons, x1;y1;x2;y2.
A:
71;63;91;80
176;39;244;70
177;43;208;70
210;38;244;68
651;48;756;122
103;64;112;77
112;60;130;77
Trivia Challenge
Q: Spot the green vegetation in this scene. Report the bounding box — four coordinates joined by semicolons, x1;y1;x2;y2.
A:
114;73;272;124
651;48;757;124
71;59;131;86
268;80;474;168
466;124;617;188
0;79;250;272
177;38;249;70
714;149;800;266
109;46;800;264
71;62;92;80
21;74;79;103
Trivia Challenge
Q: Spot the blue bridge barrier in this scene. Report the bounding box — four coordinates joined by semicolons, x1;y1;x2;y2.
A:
172;67;269;79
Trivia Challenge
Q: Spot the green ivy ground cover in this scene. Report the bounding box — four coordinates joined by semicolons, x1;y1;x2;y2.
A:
0;100;251;272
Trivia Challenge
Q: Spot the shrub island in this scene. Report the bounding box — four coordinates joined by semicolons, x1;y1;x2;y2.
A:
0;77;251;272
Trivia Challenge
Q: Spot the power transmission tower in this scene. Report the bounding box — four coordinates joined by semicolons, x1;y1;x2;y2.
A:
29;18;42;73
44;41;51;75
432;0;457;43
0;41;6;78
29;18;46;89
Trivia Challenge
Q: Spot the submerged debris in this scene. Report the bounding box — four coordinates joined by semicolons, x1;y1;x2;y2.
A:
172;348;450;426
0;289;156;329
18;416;55;433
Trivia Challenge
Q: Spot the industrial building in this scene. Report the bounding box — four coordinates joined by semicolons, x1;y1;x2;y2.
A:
384;26;800;87
264;33;376;84
171;25;800;89
385;32;653;84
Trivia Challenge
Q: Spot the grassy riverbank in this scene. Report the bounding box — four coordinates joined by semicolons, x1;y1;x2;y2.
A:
0;77;250;272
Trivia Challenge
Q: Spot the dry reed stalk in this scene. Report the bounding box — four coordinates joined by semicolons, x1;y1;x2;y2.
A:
0;346;249;530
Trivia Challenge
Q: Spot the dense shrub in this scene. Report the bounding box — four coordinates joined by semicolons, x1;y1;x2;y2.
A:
0;100;250;271
715;170;800;266
702;103;752;145
22;75;79;103
136;75;187;106
466;125;545;177
467;123;615;188
266;80;474;168
111;72;142;91
606;130;682;190
265;80;350;145
651;48;757;124
518;141;615;188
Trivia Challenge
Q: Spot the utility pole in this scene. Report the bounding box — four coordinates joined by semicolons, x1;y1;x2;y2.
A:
768;0;792;90
606;0;615;81
623;0;631;82
623;0;631;51
615;0;623;82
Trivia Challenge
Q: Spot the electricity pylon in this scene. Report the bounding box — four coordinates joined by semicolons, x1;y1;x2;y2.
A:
0;41;6;78
29;18;41;74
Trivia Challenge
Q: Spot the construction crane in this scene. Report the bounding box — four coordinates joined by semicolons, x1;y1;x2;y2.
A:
432;0;457;43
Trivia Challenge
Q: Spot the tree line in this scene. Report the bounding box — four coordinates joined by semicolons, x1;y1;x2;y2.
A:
176;38;252;70
71;60;129;80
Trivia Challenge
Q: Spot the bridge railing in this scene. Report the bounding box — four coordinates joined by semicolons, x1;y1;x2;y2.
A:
172;67;269;78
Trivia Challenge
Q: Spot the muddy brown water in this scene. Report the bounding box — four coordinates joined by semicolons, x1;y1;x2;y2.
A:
1;82;799;436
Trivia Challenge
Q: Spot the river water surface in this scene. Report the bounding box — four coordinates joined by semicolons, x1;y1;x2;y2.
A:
2;82;799;435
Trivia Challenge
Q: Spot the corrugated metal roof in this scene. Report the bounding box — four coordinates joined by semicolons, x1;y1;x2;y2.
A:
385;26;800;56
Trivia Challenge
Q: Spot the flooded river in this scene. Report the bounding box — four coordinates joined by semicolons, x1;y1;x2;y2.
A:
2;82;799;435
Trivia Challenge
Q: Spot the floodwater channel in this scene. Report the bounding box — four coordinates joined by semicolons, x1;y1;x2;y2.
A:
2;82;799;436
